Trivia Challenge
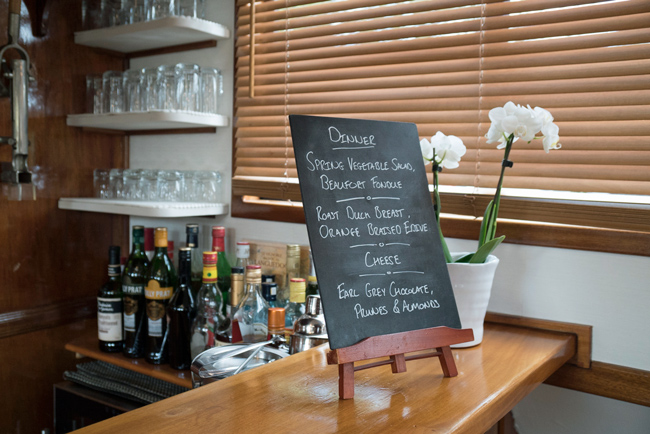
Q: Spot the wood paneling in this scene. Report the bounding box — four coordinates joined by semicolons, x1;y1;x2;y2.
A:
0;0;128;432
0;319;95;434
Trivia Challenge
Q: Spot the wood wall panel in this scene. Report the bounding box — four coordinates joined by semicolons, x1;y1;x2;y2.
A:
0;1;128;432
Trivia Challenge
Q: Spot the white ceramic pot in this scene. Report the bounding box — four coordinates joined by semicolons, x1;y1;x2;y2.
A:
446;253;499;348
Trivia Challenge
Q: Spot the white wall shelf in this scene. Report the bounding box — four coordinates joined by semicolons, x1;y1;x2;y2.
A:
66;112;229;131
74;16;230;53
58;198;228;218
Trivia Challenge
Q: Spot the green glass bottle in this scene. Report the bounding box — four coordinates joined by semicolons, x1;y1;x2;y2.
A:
211;226;231;317
145;227;177;364
98;245;123;353
122;226;150;358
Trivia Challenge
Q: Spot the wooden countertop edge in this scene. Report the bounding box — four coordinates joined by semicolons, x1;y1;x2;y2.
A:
451;330;576;434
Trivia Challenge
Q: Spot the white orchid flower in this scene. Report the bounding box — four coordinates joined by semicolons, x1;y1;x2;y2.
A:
541;121;562;153
421;132;466;169
430;131;466;169
486;102;545;146
420;137;434;165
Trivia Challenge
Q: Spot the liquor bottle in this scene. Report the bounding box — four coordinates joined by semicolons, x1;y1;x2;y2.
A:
144;227;154;261
185;224;202;297
235;241;250;268
190;251;227;359
145;227;177;364
262;274;275;283
306;249;319;297
262;282;280;308
98;246;124;352
122;226;150;358
285;278;307;328
279;244;301;305
228;266;245;343
233;265;269;343
167;247;195;370
267;307;289;352
211;226;231;316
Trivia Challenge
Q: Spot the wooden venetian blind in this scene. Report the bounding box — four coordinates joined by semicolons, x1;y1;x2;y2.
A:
233;0;650;232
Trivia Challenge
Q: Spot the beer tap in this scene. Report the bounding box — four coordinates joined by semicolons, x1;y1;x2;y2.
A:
1;0;34;193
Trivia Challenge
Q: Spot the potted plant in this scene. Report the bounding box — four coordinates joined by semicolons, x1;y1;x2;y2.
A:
420;102;561;346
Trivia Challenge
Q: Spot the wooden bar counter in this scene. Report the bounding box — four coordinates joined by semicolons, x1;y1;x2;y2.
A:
71;323;575;433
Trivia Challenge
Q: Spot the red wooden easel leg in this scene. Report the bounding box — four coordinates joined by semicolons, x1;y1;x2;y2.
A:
339;362;355;399
438;346;458;377
390;353;407;373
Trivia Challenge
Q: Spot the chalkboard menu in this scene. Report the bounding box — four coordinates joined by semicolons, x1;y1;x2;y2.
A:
290;115;461;350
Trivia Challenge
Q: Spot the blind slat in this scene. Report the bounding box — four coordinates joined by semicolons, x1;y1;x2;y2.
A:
234;0;650;230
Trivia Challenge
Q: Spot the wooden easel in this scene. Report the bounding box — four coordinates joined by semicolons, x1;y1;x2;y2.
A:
326;326;474;399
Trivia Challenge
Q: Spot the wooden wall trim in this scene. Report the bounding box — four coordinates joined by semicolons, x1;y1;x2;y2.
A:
485;312;650;407
545;361;650;408
484;312;592;369
0;296;96;339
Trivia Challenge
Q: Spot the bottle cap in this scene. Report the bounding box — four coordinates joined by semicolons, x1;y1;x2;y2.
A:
286;244;301;256
236;241;250;259
290;278;306;303
262;274;275;282
154;227;168;248
245;264;262;284
179;246;191;261
108;245;121;265
202;251;217;265
268;307;286;332
212;226;225;238
186;224;199;247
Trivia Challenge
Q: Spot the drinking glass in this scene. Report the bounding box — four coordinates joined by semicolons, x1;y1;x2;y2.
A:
102;70;123;113
200;67;222;114
86;73;103;114
176;63;200;112
93;169;111;199
123;169;142;200
142;67;159;111
139;169;160;201
123;68;144;112
102;0;125;27
159;170;184;201
146;0;173;20
194;170;221;202
175;0;203;18
109;168;124;199
156;65;179;111
123;0;146;24
182;170;196;201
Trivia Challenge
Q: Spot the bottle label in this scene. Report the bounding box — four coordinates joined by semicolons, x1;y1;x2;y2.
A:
124;310;136;332
145;280;172;300
148;317;163;337
98;297;123;342
123;283;144;295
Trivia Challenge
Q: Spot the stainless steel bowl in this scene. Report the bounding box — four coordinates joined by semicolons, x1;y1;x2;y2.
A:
191;345;288;388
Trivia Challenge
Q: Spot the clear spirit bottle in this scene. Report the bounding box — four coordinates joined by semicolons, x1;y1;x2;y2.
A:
285;278;306;329
234;265;269;343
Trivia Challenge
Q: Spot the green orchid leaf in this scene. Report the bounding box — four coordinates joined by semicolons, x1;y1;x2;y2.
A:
453;253;474;263
470;235;505;263
478;200;494;247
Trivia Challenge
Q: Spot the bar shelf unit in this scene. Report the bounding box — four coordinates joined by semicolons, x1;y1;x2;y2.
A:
66;111;229;133
58;198;228;218
74;16;230;54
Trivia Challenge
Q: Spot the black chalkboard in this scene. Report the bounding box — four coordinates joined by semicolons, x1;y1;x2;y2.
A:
289;115;461;350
